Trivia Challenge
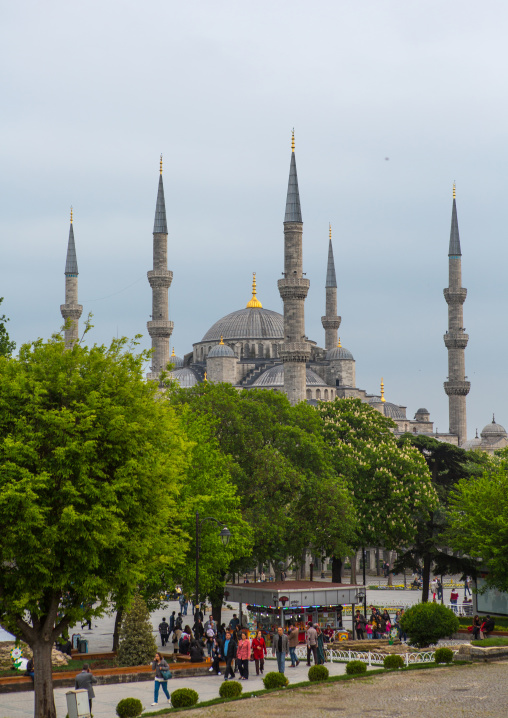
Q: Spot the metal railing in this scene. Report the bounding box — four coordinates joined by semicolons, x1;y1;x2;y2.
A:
293;646;458;666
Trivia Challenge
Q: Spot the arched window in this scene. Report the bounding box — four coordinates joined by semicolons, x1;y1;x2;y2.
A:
324;389;328;400
306;389;312;400
316;389;321;400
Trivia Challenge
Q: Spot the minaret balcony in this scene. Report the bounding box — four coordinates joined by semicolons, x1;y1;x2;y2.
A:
279;342;311;363
444;380;470;396
147;270;173;289
443;333;469;349
277;277;310;300
443;288;467;304
60;304;83;320
147;319;174;338
321;316;341;330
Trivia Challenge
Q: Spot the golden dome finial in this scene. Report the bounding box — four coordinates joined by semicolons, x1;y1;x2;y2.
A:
246;272;263;308
204;371;208;382
70;206;73;224
380;377;386;403
453;181;456;199
160;154;163;175
337;337;342;348
291;128;295;153
220;335;224;345
171;347;176;357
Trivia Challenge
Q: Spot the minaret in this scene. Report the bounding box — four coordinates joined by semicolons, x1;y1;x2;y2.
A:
443;183;470;445
321;224;341;350
60;207;83;349
147;156;174;381
277;131;310;404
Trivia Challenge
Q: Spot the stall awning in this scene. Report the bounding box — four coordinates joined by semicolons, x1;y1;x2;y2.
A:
224;581;363;608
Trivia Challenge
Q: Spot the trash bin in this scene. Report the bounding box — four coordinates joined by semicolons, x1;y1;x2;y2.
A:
78;639;88;654
66;689;90;718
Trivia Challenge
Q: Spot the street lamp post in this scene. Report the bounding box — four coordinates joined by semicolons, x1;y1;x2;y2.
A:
195;512;231;611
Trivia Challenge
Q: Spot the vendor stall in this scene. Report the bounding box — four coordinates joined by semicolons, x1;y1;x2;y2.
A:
224;581;365;642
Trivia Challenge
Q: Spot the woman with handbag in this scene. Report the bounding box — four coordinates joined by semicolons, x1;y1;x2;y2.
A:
252;629;267;675
236;630;251;680
151;652;172;706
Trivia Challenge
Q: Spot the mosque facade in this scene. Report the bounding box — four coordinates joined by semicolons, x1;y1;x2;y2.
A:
60;140;507;454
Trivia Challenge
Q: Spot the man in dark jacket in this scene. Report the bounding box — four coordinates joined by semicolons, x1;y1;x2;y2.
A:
482;615;495;636
75;664;97;712
158;617;170;647
220;629;237;681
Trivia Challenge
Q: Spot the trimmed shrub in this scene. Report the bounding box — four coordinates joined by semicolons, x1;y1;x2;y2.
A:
170;688;199;708
116;698;143;718
219;680;243;698
383;654;404;670
345;660;367;675
400;603;459;648
117;594;157;666
262;671;289;689
308;664;329;682
434;647;454;664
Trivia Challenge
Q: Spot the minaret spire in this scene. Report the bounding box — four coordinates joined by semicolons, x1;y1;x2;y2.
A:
321;224;341;350
278;131;310;404
443;183;469;445
60;207;83;349
147;157;173;381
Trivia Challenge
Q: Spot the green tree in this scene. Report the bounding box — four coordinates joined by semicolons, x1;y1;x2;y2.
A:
446;459;508;593
399;602;459;648
394;434;489;601
318;399;437;582
117;594;157;666
0;336;188;718
0;298;15;356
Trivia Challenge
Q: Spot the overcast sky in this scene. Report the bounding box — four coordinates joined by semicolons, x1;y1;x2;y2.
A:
2;0;507;438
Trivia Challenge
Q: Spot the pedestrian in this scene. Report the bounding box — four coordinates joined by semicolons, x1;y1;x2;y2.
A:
194;606;204;623
288;623;300;667
75;663;97;714
464;576;472;597
471;615;481;640
252;629;267;675
151;651;171;706
430;578;438;602
158;617;170;647
193;617;204;641
230;613;240;630
183;595;188;616
306;622;318;665
260;571;266;582
169;611;176;634
205;618;216;657
272;626;289;674
178;593;185;615
316;625;325;665
365;621;373;639
25;657;34;680
190;639;205;663
209;637;222;675
236;630;251;680
221;629;237;681
337;605;343;628
355;610;366;640
450;588;459;612
437;579;443;601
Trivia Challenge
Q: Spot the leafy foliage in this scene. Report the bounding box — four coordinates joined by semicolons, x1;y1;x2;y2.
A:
434;647;454;664
262;671;289;689
170;688;199;708
0;298;15;357
318;399;437;550
117;594;157;666
383;654;404;670
116;697;143;718
399;603;459;648
345;660;367;675
445;459;508;593
219;680;243;698
308;664;329;681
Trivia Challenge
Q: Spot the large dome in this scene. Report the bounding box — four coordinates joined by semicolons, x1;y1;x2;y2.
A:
202;307;284;342
480;416;507;438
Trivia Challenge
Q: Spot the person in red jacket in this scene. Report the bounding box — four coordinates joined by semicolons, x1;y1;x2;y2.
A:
251;629;267;675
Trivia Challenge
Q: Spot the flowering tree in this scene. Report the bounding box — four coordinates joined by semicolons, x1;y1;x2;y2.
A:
318;399;438;581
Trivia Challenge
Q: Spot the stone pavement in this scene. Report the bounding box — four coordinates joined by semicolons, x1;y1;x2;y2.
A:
0;657;373;717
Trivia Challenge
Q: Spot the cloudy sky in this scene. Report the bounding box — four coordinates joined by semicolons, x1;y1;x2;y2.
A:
1;0;507;437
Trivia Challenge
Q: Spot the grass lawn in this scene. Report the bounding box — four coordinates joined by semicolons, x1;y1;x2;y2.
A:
471;637;508;647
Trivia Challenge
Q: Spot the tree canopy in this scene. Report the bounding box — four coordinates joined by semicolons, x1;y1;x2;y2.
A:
0;298;15;357
0;336;188;718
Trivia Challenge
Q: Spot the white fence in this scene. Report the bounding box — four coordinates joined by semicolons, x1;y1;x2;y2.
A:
445;603;473;616
293;646;458;666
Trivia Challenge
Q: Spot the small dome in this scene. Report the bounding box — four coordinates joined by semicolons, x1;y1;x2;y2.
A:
415;408;429;415
170;367;199;388
252;364;328;388
462;437;482;450
368;397;406;420
480;415;507;438
169;348;184;368
208;342;235;358
326;345;354;361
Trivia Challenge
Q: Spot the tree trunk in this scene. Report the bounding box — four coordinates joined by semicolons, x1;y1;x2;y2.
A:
350;551;357;584
211;602;222;625
421;553;431;603
300;550;307;579
32;638;56;718
375;548;381;576
331;556;342;583
112;607;124;652
386;550;393;586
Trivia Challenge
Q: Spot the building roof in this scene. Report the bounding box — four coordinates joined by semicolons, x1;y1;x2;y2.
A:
153;173;168;234
201;307;283;342
65;222;78;275
369;397;406;420
326;345;354;361
449;194;461;257
480;416;507;438
170;367;198;387
208;342;235;358
284;149;302;222
224;580;364;608
326;235;337;288
252;364;328;388
169;348;184;368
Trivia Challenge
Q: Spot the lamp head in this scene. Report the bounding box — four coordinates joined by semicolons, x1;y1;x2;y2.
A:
219;526;231;547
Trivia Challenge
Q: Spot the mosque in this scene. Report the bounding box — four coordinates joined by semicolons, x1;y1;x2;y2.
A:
60;140;507;455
